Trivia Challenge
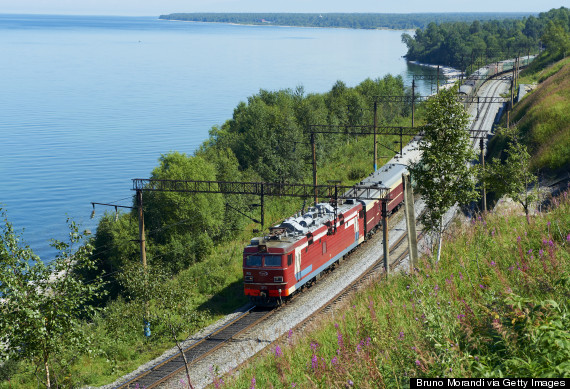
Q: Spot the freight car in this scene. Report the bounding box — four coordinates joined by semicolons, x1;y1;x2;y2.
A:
243;163;408;306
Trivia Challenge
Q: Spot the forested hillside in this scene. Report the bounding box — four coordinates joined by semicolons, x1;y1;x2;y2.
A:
402;7;569;69
159;12;531;30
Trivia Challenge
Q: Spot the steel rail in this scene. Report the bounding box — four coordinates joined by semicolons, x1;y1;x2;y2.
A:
469;77;505;148
114;306;272;388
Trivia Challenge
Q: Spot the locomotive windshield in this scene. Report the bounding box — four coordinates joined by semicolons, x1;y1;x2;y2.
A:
245;254;282;267
264;255;282;267
245;255;262;267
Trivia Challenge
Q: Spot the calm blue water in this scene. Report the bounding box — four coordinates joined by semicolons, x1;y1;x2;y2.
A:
0;14;437;260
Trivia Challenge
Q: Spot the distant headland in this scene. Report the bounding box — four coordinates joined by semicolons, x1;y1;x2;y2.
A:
158;12;533;30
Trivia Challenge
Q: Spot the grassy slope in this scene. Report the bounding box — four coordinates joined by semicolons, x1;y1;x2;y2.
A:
219;185;570;388
489;57;570;171
513;57;570;172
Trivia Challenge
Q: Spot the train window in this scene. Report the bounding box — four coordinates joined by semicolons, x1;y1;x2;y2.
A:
264;255;282;267
287;254;293;266
245;255;262;267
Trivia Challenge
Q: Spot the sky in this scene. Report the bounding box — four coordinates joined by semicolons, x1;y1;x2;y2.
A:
0;0;566;16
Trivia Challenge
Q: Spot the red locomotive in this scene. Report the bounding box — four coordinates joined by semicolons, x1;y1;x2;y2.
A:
243;163;408;306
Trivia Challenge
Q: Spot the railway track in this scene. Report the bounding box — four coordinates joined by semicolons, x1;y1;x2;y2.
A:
318;233;408;315
469;77;508;147
115;307;272;388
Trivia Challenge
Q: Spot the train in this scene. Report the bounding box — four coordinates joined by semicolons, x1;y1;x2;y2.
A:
458;56;535;97
242;54;531;306
242;160;410;306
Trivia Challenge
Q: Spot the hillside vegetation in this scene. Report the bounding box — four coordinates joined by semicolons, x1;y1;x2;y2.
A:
488;56;570;175
514;59;570;172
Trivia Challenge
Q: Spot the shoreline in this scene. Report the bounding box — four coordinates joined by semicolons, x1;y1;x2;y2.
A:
407;60;463;89
407;60;463;77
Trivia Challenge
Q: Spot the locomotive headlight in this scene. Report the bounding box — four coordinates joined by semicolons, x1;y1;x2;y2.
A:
245;275;253;282
274;276;283;283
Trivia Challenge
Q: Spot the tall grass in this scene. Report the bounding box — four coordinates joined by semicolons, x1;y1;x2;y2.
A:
214;187;570;388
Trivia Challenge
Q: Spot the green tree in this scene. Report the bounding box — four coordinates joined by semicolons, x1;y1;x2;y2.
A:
401;7;570;69
89;211;139;300
223;89;308;183
409;87;479;262
143;152;225;272
486;127;538;223
542;21;570;58
0;211;106;388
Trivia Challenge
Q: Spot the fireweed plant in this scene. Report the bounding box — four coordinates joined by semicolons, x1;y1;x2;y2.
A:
214;186;570;388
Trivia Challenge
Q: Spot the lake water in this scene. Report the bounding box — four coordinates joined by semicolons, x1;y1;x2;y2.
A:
0;14;438;260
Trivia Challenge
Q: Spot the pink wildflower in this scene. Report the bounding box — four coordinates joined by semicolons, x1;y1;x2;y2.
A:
311;354;318;370
274;345;283;357
310;342;318;352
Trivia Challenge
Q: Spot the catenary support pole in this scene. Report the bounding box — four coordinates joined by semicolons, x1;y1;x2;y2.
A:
373;101;378;171
137;189;150;337
399;127;403;157
311;133;317;204
260;183;265;232
137;189;147;269
382;201;390;276
402;173;418;270
411;80;415;128
480;139;487;213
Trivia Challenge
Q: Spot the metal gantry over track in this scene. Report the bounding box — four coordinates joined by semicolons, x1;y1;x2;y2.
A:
132;178;391;232
132;178;395;275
